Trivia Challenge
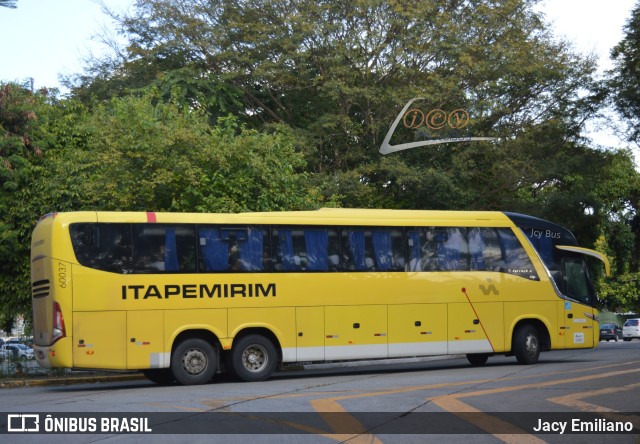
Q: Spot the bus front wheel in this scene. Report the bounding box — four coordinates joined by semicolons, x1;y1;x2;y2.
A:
230;334;277;382
171;338;218;385
513;324;540;365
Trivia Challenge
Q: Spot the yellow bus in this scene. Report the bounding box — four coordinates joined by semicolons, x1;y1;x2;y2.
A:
30;209;609;385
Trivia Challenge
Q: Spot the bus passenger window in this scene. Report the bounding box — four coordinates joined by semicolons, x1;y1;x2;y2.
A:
273;227;336;271
469;228;503;272
199;228;229;271
70;223;133;273
132;225;196;273
199;226;270;272
235;227;271;271
343;228;405;271
407;228;469;272
496;228;539;280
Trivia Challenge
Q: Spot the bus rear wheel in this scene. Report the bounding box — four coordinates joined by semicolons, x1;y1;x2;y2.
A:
171;338;217;385
513;324;540;365
230;334;277;382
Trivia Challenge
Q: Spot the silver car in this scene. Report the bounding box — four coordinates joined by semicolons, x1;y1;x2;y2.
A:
1;344;35;359
623;319;640;341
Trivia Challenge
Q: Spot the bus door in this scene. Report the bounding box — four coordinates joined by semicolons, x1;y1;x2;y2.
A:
557;255;597;349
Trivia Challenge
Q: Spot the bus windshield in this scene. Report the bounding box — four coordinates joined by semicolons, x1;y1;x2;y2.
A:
506;212;597;306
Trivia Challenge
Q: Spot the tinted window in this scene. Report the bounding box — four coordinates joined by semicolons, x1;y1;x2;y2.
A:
342;228;405;271
273;227;339;271
70;223;133;273
199;226;271;272
469;228;503;271
71;223;197;274
407;227;537;279
407;227;469;271
132;225;196;273
70;222;538;279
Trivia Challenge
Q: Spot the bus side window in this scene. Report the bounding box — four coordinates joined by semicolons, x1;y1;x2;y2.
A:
70;223;96;267
234;226;271;272
273;227;336;271
469;228;503;272
199;227;230;271
343;229;368;271
132;225;196;273
99;224;133;273
273;228;299;271
441;228;469;271
407;228;470;272
70;223;133;274
496;228;539;280
343;228;405;272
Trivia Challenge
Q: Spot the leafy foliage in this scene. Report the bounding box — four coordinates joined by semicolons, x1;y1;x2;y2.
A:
0;83;57;328
609;1;640;145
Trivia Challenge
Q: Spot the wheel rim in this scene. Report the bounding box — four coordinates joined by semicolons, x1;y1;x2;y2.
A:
525;333;538;358
181;348;208;376
241;344;268;373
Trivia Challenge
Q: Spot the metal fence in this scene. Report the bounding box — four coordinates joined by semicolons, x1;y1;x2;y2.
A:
0;357;124;381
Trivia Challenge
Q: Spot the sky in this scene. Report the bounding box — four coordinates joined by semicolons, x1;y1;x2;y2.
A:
0;0;637;147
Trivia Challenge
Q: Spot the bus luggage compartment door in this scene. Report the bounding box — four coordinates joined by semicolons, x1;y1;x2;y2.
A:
73;311;126;369
127;310;165;369
324;305;387;360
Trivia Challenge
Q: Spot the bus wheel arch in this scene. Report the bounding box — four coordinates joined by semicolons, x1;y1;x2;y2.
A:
511;320;548;365
170;329;220;385
227;328;281;382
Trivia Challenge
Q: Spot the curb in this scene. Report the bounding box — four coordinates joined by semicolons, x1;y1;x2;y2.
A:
0;373;145;388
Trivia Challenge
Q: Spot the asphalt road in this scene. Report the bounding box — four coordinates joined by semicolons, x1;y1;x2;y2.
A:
0;340;639;443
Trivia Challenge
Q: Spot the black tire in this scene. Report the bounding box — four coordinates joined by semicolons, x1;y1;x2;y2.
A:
143;369;175;385
230;335;277;382
171;338;217;385
623;338;631;342
513;324;540;365
466;353;489;366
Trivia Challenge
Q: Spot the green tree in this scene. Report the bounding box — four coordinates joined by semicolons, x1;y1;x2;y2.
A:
0;82;58;328
29;93;322;213
609;0;640;144
72;0;600;209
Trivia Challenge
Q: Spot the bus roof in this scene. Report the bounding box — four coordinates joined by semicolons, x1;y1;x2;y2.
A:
45;208;515;227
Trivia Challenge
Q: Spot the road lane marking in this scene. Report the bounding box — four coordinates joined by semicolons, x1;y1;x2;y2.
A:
548;381;640;427
429;367;640;443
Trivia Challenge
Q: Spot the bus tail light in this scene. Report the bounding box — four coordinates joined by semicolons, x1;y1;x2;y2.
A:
52;302;66;344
